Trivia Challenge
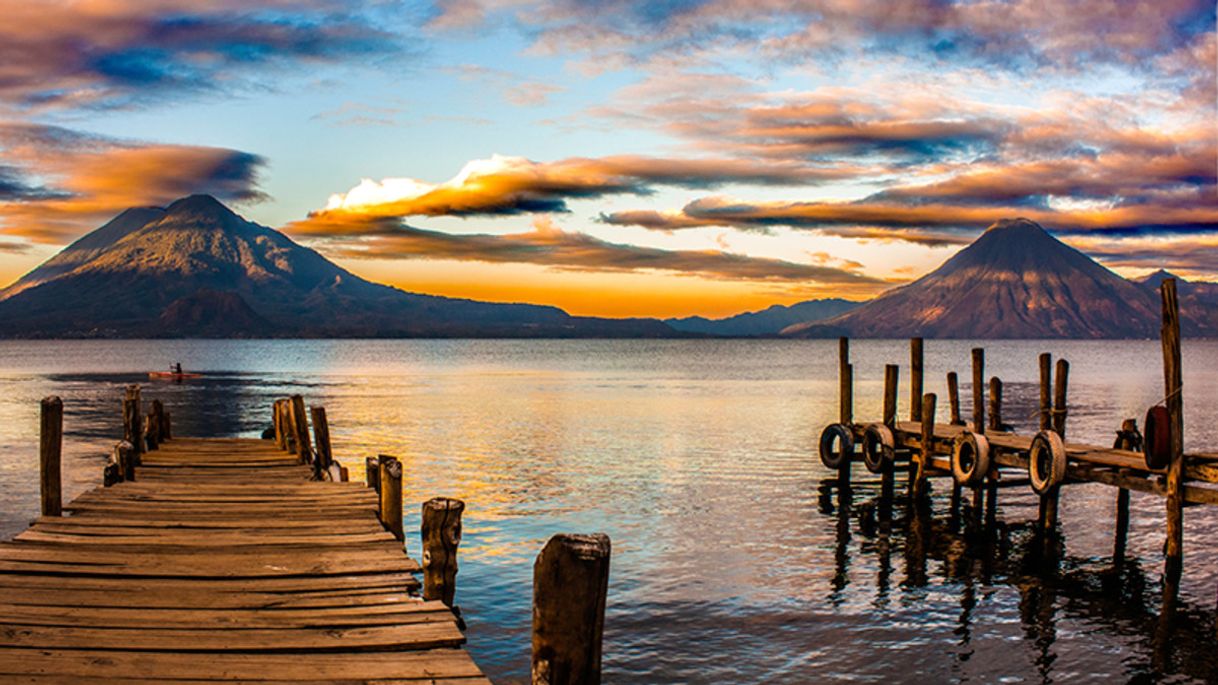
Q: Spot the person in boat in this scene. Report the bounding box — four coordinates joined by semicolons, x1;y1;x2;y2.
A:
173;362;183;375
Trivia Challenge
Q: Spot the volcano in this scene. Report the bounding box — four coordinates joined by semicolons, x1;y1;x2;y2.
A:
0;195;676;338
782;219;1188;339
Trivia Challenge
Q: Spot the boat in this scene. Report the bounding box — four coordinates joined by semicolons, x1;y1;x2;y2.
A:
148;371;203;380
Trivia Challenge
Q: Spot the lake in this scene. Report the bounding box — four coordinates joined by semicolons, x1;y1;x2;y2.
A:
0;339;1216;683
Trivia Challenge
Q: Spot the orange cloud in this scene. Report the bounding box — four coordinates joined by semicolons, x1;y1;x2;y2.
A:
0;123;264;244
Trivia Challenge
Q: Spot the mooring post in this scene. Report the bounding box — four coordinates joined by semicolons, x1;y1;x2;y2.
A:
910;338;924;422
971;349;985;435
984;377;1003;525
947;372;961;425
114;440;134;482
838;337;853;495
290;395;312;463
123;385;143;467
273;399;287;451
310;406;332;479
1160;278;1184;589
39;396;63;517
365;456;380;492
422;497;465;608
145;411;160;451
911;392;936;501
162;411;172;441
532;533;611;685
379;455;404;543
988;377;1003;431
151;399;166;444
1038;359;1069;541
1038;354;1052;431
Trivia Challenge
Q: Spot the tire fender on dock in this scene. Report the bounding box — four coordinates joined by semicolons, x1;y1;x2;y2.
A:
861;423;895;474
951;431;991;487
1028;430;1067;494
819;423;854;470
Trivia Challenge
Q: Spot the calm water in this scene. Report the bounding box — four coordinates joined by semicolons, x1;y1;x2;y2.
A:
0;339;1216;683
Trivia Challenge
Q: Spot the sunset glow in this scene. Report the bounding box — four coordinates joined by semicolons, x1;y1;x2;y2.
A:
0;1;1212;317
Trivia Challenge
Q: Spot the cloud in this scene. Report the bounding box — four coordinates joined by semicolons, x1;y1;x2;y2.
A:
1065;234;1218;277
312;215;887;285
0;1;403;111
446;64;565;107
290;153;857;230
0;123;265;243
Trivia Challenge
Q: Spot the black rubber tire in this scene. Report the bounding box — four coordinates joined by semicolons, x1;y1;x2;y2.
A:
1028;430;1066;495
861;423;895;474
1143;406;1172;470
819;423;854;470
951;431;991;487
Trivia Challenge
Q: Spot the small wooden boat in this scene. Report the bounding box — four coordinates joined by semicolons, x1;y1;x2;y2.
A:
148;371;203;380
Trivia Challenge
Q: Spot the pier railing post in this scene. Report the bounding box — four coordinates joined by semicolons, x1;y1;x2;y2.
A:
532;533;611;685
123;385;143;467
422;497;465;608
365;456;380;492
1160;278;1184;588
273;399;288;451
39;397;63;517
910;338;924;422
378;455;404;542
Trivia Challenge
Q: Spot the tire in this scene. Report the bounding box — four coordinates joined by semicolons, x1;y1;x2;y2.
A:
819;423;854;470
861;423;895;474
1143;406;1172;470
1028;430;1066;494
951;431;991;487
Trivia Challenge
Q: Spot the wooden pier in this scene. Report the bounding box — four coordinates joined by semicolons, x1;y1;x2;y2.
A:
2;391;613;684
818;278;1217;620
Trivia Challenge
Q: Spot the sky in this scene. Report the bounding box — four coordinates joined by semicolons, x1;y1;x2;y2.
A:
0;1;1213;318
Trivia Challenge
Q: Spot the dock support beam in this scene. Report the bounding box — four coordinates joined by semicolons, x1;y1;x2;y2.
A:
532;533;611;685
838;337;852;498
422;497;465;608
40;396;63;517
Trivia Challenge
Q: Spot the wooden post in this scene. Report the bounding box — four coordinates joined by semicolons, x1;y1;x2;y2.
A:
365;456;380;492
532;533;611;685
911;392;936;500
882;364;899;428
422;497;465;607
379;455;404;542
1113;418;1137;563
310;406;332;477
151;400;166;443
290;395;312;463
910;338;924;422
115;441;134;482
1038;354;1052;431
273;400;287;450
1160;278;1184;586
971;348;985;435
1052;359;1070;437
123;385;143;467
988;377;1003;431
39;397;63;517
145;412;159;451
162;411;172;441
947;372;961;425
838;338;852;494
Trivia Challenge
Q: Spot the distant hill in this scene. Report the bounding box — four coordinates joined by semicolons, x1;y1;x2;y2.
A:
782;218;1214;339
1137;269;1218;337
667;298;860;336
0;195;678;338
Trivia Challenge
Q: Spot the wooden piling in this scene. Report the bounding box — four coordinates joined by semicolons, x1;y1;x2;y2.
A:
123;385;143;467
115;441;135;482
1038;354;1052;431
911;392;936;500
289;395;312;462
1160;278;1184;586
273;399;287;451
1037;355;1061;539
151;400;166;444
310;406;332;478
365;456;380;491
1053;359;1070;437
532;533;611;685
971;348;985;435
838;338;853;494
39;396;63;517
145;412;160;451
983;377;1002;525
988;377;1003;431
162;411;172;441
881;364;899;507
947;372;962;425
379;455;404;543
1113;418;1137;562
910;338;924;422
422;497;465;607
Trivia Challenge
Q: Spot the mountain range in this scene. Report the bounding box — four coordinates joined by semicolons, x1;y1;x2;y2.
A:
0;197;1210;338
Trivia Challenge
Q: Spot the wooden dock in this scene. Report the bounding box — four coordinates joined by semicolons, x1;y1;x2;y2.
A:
0;435;489;682
817;277;1216;629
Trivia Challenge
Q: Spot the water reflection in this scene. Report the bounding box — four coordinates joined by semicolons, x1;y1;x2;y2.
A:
0;339;1215;683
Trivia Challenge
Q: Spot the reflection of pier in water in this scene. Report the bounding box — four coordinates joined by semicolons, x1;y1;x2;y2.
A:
818;477;1217;682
